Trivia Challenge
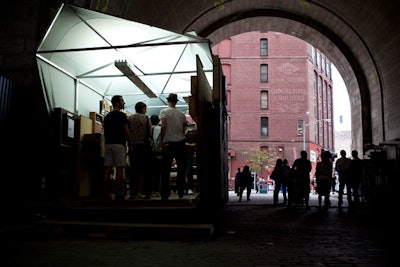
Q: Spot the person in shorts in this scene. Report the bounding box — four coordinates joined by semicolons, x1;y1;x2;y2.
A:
103;95;129;200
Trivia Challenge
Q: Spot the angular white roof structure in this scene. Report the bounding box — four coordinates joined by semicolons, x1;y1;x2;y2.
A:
36;4;213;116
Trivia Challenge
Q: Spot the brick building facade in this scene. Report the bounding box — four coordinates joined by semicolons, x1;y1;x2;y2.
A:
212;32;334;186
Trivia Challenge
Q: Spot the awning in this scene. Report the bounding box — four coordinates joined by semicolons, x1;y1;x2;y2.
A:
36;4;213;117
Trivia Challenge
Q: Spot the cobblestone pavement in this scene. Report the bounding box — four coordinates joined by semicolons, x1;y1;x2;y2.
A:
1;191;396;267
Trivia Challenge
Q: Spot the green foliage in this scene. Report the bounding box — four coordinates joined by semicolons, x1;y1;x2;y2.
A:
241;149;277;173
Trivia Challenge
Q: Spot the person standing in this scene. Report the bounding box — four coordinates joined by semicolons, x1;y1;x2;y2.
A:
315;151;333;210
331;171;337;194
291;151;312;209
254;174;259;193
281;159;291;204
103;95;129;201
150;114;162;197
234;168;241;196
350;150;363;207
128;102;152;199
238;165;252;202
270;158;284;205
159;93;188;200
335;150;352;208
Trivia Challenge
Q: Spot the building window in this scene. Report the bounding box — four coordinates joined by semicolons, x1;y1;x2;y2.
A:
314;71;317;93
260;64;268;83
311;46;316;64
260;38;268;56
314;96;317;115
260;90;268;109
326;61;331;80
261;117;269;136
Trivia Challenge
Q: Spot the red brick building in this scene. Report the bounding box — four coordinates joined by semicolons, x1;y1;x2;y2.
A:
212;32;334;186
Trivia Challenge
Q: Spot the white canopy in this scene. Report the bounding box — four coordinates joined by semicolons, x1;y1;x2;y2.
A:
36;4;213;116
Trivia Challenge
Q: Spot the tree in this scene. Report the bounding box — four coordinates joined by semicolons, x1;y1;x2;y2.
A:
242;149;277;178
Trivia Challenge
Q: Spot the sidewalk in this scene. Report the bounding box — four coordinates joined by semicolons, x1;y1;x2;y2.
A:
227;188;347;207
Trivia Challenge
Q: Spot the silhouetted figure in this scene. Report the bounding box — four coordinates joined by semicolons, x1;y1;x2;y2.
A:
238;165;252;202
350;150;363;207
315;151;333;210
281;159;291;204
235;168;241;196
254;174;259;193
335;150;352;208
270;158;284;205
150;114;162;197
291;151;312;209
331;172;337;194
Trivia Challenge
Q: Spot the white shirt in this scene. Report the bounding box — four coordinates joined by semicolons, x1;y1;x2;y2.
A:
159;107;187;142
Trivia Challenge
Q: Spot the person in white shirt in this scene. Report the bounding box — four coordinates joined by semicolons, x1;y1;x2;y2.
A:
159;93;188;200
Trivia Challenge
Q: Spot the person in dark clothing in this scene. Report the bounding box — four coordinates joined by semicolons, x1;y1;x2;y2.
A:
238;165;252;202
234;168;241;196
281;159;291;204
350;150;363;207
270;158;284;205
103;95;129;201
315;151;333;210
150;114;162;197
335;150;352;208
331;173;337;194
291;151;312;209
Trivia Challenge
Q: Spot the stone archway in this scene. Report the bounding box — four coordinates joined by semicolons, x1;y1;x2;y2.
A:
4;0;399;149
103;0;400;151
1;0;398;213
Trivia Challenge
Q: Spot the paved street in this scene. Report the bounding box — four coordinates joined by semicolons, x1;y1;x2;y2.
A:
1;190;396;267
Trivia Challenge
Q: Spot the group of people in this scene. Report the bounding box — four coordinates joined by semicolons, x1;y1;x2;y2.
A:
250;149;363;210
269;158;292;206
234;165;253;202
102;93;195;201
280;151;312;209
314;149;362;210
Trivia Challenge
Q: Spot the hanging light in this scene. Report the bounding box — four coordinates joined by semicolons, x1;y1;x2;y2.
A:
115;60;157;98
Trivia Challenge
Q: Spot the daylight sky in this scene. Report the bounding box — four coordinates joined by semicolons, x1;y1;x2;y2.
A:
332;65;351;131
